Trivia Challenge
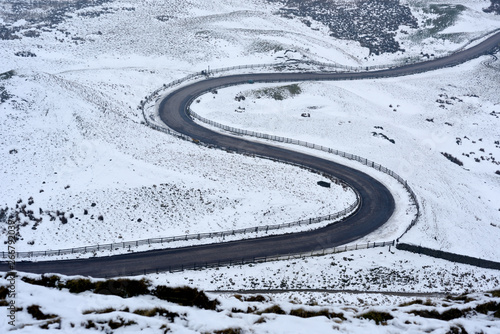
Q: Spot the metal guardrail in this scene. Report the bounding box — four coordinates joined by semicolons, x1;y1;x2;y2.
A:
6;181;359;259
142;60;422;248
112;240;394;277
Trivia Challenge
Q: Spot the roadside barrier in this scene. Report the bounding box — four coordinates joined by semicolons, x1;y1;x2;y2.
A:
5;190;359;259
188;107;420;241
110;240;394;277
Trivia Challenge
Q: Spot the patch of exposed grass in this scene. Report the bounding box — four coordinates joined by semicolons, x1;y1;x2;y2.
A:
133;307;179;321
231;307;246;313
0;70;15;80
446;325;469;334
253;84;302;101
441;152;464;166
290;308;345;320
484;0;500;14
210;328;242;334
22;275;63;289
409;308;470;321
246;295;266;302
249;40;284;53
446;294;475;303
399;299;423;307
39;318;61;330
257;305;286;315
475;301;500;318
21;275;150;298
240;294;267;302
82;307;117;315
357;311;394;325
27;305;58;320
0;85;13;103
254;316;266;324
286;83;302;95
414;4;466;40
0;286;8;300
82;317;136;330
65;278;96;293
153;286;219;310
83;320;96;329
489;290;500;298
107;317;137;329
400;299;435;307
94;278;150;298
232;306;257;314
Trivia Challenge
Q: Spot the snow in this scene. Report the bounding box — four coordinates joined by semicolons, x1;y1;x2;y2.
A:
1;69;357;252
1;262;500;333
191;56;500;261
441;7;500;34
1;0;500;332
151;247;500;293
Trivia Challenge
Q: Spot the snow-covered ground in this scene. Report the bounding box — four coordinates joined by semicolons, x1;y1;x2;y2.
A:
155;247;499;293
1;261;500;333
192;56;500;261
1;69;357;250
1;0;500;332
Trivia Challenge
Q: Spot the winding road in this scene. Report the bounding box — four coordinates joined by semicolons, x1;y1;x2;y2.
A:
5;32;500;278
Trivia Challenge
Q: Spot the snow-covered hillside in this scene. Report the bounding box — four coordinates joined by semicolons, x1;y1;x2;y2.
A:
0;0;497;255
1;0;500;332
192;56;500;261
1;269;499;333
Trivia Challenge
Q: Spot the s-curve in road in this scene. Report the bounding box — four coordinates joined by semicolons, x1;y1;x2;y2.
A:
6;31;500;278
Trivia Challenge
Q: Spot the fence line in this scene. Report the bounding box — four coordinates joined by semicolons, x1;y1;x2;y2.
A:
110;240;394;277
13;60;418;260
5;189;359;259
96;31;499;272
5;31;497;267
139;30;499;244
139;61;422;252
187;106;420;240
140;27;500;119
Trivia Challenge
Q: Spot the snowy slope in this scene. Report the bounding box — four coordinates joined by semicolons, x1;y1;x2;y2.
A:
192;55;500;261
1;70;356;251
1;0;498;256
1;269;499;334
0;0;500;332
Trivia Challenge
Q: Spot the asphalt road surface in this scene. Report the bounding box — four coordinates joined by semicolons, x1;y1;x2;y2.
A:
5;32;500;278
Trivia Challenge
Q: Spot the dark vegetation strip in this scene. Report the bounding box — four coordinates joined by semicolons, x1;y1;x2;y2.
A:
19;275;219;310
8;274;500;329
208;289;451;297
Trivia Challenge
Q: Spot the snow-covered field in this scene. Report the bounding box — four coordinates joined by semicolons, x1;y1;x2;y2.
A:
1;0;500;332
1;261;500;333
1;68;360;250
0;1;370;252
192;56;500;261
